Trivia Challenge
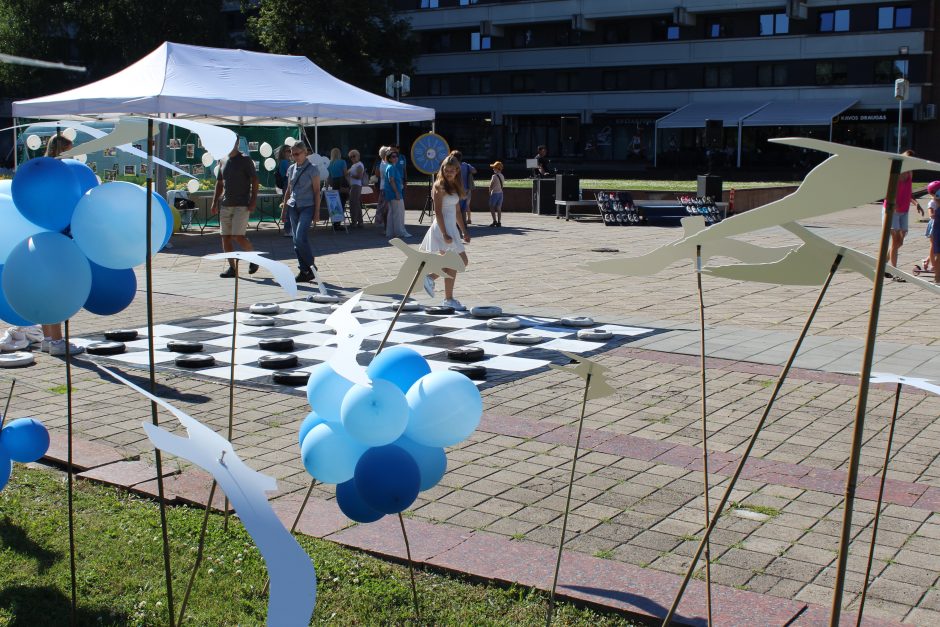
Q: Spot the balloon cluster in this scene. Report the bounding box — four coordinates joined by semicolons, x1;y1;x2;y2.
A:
299;346;483;523
0;416;50;490
0;158;169;326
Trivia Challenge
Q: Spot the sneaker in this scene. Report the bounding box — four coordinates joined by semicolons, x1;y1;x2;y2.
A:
496;221;502;227
489;221;498;227
49;340;84;356
249;262;260;275
41;339;52;353
296;269;315;283
442;298;466;311
0;329;28;352
282;231;293;237
423;275;435;298
220;266;237;278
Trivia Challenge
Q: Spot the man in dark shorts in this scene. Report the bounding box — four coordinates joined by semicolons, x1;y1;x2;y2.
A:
211;139;260;277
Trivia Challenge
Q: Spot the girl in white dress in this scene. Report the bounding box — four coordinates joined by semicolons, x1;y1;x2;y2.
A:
420;153;471;310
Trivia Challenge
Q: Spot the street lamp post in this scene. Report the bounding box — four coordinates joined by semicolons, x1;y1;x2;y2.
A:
894;46;909;153
386;74;411;145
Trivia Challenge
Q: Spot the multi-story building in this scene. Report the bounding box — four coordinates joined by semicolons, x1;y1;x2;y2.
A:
394;0;939;172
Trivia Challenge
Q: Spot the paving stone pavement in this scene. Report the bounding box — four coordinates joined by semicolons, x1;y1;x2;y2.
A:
4;204;940;624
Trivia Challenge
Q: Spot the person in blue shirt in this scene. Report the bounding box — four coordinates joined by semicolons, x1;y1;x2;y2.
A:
327;147;348;230
451;150;477;225
383;150;411;239
281;143;321;282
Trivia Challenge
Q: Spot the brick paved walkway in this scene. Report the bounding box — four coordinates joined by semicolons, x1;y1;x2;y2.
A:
4;204;940;624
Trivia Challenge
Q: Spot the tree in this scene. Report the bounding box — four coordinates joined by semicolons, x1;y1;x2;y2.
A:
247;0;418;92
0;0;228;99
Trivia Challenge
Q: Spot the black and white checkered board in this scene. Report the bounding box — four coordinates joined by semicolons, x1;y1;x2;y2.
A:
74;299;659;394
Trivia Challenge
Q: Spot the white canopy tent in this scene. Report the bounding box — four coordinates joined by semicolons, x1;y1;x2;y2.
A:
13;41;435;127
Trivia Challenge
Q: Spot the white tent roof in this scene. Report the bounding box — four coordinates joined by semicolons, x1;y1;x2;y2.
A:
13;42;434;126
740;98;857;127
656;101;769;129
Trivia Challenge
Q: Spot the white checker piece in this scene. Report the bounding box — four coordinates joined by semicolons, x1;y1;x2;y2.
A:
441;328;506;342
199;365;276;381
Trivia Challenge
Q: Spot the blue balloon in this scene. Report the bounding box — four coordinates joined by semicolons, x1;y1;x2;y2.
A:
11;157;82;231
151;191;173;250
0;447;10;491
405;371;483;447
366;346;432;394
0;193;48;264
394;436;447;491
0;418;49;463
2;232;91;324
305;363;353;422
298;411;326;448
336;479;384;523
341;380;409;447
0;265;34;326
83;262;137;316
70;182;167;269
61;159;99;195
354;445;421;515
300;422;367;484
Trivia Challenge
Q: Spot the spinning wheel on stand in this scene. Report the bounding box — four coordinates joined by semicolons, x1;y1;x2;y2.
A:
410;132;450;224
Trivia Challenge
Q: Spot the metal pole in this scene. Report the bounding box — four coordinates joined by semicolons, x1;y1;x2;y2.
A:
546;372;593;626
695;245;713;627
663;253;843;626
176;482;217;627
897;101;903;153
829;157;903;626
0;378;15;430
64;320;77;626
223;259;240;529
145;118;177;627
12;117;17;169
855;383;903;626
376;261;426;354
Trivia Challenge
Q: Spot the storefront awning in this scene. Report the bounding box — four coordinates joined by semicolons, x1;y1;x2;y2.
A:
656;101;769;129
740;99;858;127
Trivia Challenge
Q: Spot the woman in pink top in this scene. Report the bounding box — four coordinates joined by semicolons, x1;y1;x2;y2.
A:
885;150;923;279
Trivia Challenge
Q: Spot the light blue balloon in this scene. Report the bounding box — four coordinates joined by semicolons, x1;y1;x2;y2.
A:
366;346;431;394
11;157;82;231
0;193;48;264
300;422;367;484
405;371;483;448
0;265;33;326
298;411;326;448
394;435;447;491
70;182;167;269
341;379;409;447
2;232;91;324
0;179;10;195
0;447;10;491
61;159;99;195
151;191;173;250
305;363;353;422
0;418;49;463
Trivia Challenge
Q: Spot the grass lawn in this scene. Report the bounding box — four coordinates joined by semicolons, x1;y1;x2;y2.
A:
0;466;640;626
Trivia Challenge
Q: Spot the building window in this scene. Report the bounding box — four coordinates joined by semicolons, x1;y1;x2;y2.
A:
874;59;909;83
878;6;912;29
468;75;491;95
470;32;491;51
604;25;627;44
816;61;848;85
757;63;787;87
651;68;678;90
420;0;439;8
459;0;478;5
428;32;451;53
760;13;789;36
512;28;534;48
653;20;680;41
511;73;536;93
818;9;850;32
667;25;680;40
704;66;733;88
707;19;731;38
555;72;580;92
429;77;451;96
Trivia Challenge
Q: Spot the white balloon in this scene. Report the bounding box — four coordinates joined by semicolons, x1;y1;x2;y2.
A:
62;127;77;141
187;179;200;194
284;137;296;147
201;152;214;167
260;142;273;158
25;135;41;150
310;153;330;180
73;154;87;163
213;164;220;177
264;158;276;172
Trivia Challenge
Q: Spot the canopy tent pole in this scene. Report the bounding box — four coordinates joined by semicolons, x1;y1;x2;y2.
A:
12;117;17;169
737;122;743;169
314;118;318;153
653;123;658;168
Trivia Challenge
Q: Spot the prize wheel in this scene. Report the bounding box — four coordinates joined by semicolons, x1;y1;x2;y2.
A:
411;133;450;175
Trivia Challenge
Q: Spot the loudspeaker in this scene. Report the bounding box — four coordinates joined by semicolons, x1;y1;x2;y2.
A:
705;119;723;146
697;175;722;201
556;174;579;202
561;116;580;142
532;178;556;214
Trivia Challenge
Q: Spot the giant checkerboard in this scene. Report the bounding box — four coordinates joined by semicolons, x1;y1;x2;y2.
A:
74;299;659;394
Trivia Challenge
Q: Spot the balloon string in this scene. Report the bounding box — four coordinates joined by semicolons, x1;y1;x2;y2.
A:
376;261;426;355
0;378;15;430
399;513;421;620
177;481;217;627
